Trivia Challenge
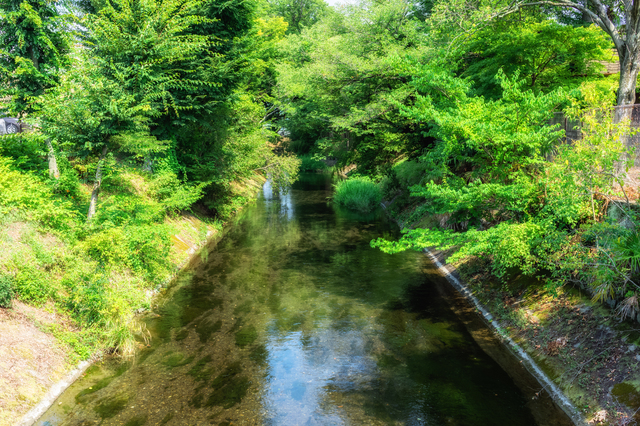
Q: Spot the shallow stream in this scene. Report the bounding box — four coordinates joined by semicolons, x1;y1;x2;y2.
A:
37;173;573;426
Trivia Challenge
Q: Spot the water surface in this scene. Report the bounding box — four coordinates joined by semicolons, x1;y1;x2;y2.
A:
37;173;571;426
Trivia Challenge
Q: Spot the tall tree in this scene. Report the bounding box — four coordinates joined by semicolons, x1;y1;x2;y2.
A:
462;17;610;98
276;0;432;170
266;0;329;34
430;0;638;115
40;0;213;219
0;0;70;115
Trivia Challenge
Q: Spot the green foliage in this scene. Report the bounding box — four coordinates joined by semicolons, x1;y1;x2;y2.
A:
4;0;633;357
265;0;329;34
0;132;48;171
462;18;610;98
545;106;633;226
373;70;639;312
0;0;71;114
50;155;84;200
615;232;640;276
333;177;382;213
13;265;51;304
0;156;78;230
404;71;566;227
0;0;299;359
276;0;432;171
393;159;427;188
298;154;328;171
0;274;14;308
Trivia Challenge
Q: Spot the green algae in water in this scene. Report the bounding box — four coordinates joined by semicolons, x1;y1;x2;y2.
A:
94;394;129;419
179;306;204;327
75;376;114;403
249;344;268;365
199;360;251;408
235;325;257;347
136;347;155;364
162;352;195;368
124;414;148;426
159;412;174;425
377;354;402;369
233;301;253;315
612;382;640;411
75;361;132;403
195;318;223;342
210;362;243;388
188;355;214;382
174;328;190;341
207;376;250;408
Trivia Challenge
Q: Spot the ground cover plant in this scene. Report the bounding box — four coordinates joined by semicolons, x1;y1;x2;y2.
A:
333;177;382;213
4;0;640;421
0;0;299;359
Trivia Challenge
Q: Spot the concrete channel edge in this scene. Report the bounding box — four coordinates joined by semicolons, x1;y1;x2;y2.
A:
19;359;93;426
423;247;588;426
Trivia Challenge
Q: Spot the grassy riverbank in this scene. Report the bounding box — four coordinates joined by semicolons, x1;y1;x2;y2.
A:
0;154;265;424
382;184;640;425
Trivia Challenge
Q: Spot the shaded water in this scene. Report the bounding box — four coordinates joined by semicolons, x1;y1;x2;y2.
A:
37;173;572;426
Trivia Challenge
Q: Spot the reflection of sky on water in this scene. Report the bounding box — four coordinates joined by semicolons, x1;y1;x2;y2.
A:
263;179;294;221
261;322;381;425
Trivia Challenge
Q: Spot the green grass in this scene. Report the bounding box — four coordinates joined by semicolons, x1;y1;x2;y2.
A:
333;177;382;213
0;154;225;358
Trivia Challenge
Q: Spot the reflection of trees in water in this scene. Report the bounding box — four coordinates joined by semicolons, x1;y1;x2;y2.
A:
45;173;541;426
317;277;539;426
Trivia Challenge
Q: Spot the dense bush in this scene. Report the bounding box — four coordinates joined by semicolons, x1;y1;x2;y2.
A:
0;274;14;308
333;177;382;213
299;155;329;172
393;159;427;188
13;266;53;305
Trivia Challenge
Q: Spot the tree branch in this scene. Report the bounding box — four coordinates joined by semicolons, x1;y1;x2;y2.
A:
517;1;624;51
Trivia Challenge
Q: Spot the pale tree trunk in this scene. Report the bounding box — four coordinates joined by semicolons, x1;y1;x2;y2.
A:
87;146;109;220
614;43;640;172
614;45;640;122
45;139;60;179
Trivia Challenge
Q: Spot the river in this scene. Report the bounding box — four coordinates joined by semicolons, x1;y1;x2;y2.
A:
36;173;572;426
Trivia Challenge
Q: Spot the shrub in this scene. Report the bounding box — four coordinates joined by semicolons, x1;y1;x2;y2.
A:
150;165;204;213
0;156;77;231
393;159;427;188
0;274;14;308
299;154;328;172
333;177;382;212
13;266;51;305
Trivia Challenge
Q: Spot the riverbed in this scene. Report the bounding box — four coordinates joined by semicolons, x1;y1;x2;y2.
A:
36;173;572;426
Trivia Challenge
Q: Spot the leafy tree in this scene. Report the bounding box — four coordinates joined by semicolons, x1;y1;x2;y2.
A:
403;70;567;228
428;0;640;120
40;0;213;219
265;0;329;34
371;71;578;280
151;0;257;135
0;0;71;115
276;0;432;171
462;18;610;98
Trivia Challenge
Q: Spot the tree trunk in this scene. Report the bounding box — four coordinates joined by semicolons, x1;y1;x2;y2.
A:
615;47;640;119
87;146;109;220
613;44;640;172
46;139;60;179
